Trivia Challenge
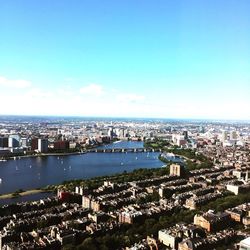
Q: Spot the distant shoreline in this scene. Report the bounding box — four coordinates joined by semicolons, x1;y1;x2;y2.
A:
2;139;138;161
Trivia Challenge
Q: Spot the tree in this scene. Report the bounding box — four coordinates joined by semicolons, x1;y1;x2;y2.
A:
77;238;97;250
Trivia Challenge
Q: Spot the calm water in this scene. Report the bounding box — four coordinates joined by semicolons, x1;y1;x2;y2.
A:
0;141;162;195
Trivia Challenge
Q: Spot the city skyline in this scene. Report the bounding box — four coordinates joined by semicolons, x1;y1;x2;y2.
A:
1;1;250;120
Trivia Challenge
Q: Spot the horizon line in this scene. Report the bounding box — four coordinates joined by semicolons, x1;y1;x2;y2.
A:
0;114;250;123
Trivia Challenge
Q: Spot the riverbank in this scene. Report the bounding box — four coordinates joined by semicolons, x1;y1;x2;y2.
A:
0;189;51;200
0;161;167;201
5;151;86;161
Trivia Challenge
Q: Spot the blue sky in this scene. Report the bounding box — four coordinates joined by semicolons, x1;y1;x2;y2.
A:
0;0;250;119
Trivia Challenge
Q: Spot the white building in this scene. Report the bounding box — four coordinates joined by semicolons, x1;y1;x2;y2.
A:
38;138;48;153
239;237;250;250
158;229;179;250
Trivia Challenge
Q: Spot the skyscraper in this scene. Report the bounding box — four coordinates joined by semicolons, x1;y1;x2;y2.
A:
38;138;48;153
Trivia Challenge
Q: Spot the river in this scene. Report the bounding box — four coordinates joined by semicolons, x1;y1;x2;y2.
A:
0;141;163;196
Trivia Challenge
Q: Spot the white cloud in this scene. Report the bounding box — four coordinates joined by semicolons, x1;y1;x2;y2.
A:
0;76;32;88
116;93;145;103
26;88;53;98
80;84;104;97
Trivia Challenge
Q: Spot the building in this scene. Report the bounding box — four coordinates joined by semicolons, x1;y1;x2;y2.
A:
0;137;8;148
193;211;230;232
221;131;228;142
183;131;188;140
158;224;206;250
82;196;101;212
172;134;187;147
20;138;28;147
8;137;19;148
230;131;237;140
226;208;245;223
226;181;250;195
243;215;250;226
38;138;48;153
53;140;69;150
8;134;21;147
170;164;185;177
118;211;144;224
239;237;250;250
158;229;181;250
57;190;71;202
75;186;84;195
31;138;38;151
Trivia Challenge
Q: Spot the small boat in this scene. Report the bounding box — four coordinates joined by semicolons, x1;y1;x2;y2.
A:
120;162;124;166
30;165;32;168
0;178;2;183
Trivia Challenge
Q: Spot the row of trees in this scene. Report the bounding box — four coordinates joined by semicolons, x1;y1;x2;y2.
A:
43;167;170;193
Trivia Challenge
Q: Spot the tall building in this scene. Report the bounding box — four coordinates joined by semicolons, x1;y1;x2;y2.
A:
170;164;185;177
183;131;188;140
8;137;19;148
108;127;114;140
9;134;21;147
31;138;38;151
0;137;8;148
230;131;237;140
221;131;228;142
38;138;48;153
199;126;205;133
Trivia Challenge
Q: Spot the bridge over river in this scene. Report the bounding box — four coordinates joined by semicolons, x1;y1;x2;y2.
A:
87;148;162;153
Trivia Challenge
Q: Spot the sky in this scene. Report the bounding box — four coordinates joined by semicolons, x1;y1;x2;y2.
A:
0;0;250;120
